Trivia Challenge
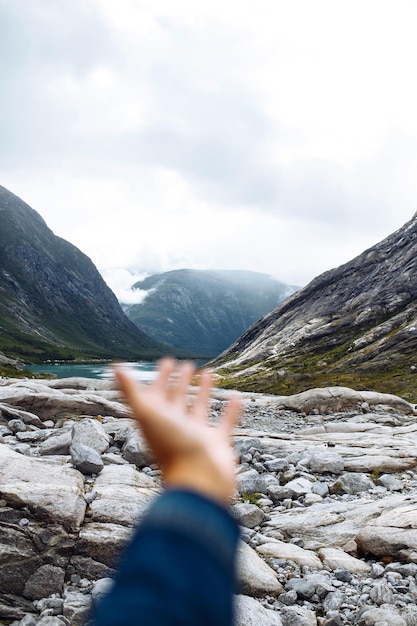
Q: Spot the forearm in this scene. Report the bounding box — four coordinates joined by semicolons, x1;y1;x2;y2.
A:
92;490;240;626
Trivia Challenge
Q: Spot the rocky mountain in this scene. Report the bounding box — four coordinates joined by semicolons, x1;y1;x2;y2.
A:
0;185;166;365
212;215;417;401
123;269;297;357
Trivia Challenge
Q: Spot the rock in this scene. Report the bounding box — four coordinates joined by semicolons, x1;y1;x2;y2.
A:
265;458;290;472
89;464;158;526
355;500;417;561
235;595;283;625
237;469;270;495
23;565;65;600
62;591;91;626
233;503;266;528
0;445;86;530
122;431;153;467
70;442;104;475
318;548;371;574
369;580;394;605
284;477;313;497
0;382;131;421
237;542;284;597
286;574;333;600
7;419;27;434
36;618;68;626
72;418;110;454
308;448;344;474
377;474;403;491
0;525;41;595
76;522;132;567
38;430;72;456
312;481;329;497
330;472;375;495
257;541;323;570
279;605;318;625
322;591;344;612
91;577;114;605
357;605;406;625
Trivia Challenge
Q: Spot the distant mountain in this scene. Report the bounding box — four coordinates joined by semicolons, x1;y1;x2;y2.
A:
211;215;417;401
122;269;298;357
0;185;166;364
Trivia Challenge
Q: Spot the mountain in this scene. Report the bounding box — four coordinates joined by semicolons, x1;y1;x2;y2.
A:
123;269;298;357
211;215;417;401
0;185;166;364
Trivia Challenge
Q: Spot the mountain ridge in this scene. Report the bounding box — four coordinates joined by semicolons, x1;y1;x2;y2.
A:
212;215;417;401
123;268;298;357
0;185;166;366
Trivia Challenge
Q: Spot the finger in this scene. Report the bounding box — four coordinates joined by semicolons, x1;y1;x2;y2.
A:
152;357;176;396
171;361;195;404
219;394;242;438
114;367;149;424
191;369;212;421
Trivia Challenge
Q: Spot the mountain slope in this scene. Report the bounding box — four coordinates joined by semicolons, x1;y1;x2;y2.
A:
123;269;297;357
212;216;417;401
0;185;165;362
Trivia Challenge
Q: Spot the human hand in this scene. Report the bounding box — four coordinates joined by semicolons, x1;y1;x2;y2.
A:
114;358;242;504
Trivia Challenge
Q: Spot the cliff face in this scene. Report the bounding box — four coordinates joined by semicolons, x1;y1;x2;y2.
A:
0;185;165;361
212;216;417;400
123;269;297;357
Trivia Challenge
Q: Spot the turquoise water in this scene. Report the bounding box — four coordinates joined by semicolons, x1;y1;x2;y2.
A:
22;361;158;381
22;360;208;381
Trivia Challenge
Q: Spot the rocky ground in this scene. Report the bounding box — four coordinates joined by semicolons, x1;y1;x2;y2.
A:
1;377;417;625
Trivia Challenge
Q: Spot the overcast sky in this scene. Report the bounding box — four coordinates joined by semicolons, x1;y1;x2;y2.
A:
1;0;417;301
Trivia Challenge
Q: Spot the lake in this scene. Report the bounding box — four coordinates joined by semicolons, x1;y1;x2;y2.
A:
22;360;209;381
22;361;159;381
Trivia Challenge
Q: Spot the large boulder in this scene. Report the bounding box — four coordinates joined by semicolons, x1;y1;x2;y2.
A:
0;444;86;530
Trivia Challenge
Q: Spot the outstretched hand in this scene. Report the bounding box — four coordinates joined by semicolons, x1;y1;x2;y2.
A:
115;358;242;504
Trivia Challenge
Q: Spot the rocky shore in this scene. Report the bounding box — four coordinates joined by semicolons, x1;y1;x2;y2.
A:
1;377;417;625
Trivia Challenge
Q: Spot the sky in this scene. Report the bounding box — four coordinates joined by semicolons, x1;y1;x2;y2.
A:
1;0;417;302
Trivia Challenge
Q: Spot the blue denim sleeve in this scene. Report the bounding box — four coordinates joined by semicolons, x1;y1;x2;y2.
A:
92;489;240;626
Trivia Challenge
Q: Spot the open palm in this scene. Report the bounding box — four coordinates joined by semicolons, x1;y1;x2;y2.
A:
115;358;242;503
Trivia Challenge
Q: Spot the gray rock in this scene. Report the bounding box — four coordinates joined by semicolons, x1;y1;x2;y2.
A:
377;474;403;491
279;605;317;626
284;477;313;497
323;591;344;612
0;445;86;530
308;448;344;474
36;618;68;626
39;430;72;456
89;464;158;526
357;605;406;626
331;472;375;495
265;458;289;472
70;442;104;475
238;541;284;597
76;522;132;566
23;565;65;600
237;469;271;495
233;503;266;528
7;419;27;434
312;481;329;497
91;577;114;604
72;418;110;454
286;574;332;600
280;590;298;605
16;616;37;626
369;580;395;605
235;595;283;626
122;431;153;468
63;591;91;626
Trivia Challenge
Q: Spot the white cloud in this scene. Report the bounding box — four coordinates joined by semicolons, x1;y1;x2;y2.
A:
1;0;417;288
